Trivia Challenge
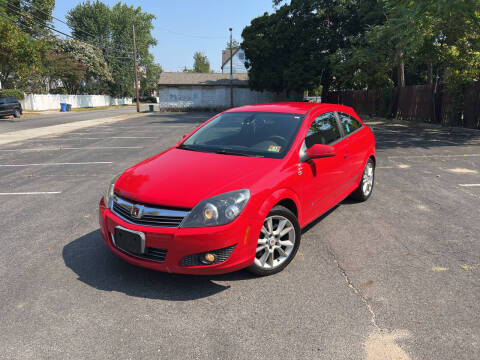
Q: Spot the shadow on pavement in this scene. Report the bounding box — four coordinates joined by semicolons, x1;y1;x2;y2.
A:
63;230;254;301
370;122;480;150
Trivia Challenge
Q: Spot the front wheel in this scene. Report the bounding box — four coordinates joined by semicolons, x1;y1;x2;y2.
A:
350;158;375;201
13;109;21;118
247;205;300;276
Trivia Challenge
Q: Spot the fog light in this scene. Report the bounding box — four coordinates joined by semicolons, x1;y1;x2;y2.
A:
203;253;215;264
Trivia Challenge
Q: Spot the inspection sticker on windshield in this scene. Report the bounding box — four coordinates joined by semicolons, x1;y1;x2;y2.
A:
268;145;282;153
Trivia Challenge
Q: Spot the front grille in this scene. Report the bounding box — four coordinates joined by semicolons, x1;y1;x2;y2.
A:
144;247;168;262
180;245;236;266
111;194;189;228
116;244;168;262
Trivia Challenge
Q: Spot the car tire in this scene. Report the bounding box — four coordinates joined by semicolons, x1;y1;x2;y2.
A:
350;158;375;201
13;109;21;118
247;205;301;276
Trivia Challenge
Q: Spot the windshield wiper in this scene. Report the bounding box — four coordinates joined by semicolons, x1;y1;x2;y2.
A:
177;144;200;152
214;149;262;157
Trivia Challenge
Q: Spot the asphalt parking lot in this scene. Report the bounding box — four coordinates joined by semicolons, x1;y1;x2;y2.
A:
0;112;479;359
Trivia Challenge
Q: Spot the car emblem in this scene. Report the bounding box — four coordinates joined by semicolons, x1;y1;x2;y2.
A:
130;205;144;219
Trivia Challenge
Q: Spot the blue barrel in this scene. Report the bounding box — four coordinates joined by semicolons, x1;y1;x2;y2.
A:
60;103;67;112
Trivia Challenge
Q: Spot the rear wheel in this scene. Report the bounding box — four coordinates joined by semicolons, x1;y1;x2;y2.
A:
350;158;375;201
247;205;300;276
13;109;21;118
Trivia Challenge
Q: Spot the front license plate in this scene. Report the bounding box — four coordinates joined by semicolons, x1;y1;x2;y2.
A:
114;227;145;255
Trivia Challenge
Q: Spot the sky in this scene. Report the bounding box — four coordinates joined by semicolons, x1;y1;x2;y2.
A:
52;0;277;72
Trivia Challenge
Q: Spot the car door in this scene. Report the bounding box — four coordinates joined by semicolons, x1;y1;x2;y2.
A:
299;111;347;222
6;98;16;115
0;98;6;115
337;112;368;182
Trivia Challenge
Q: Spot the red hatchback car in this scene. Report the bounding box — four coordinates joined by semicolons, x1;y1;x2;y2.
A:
99;103;375;276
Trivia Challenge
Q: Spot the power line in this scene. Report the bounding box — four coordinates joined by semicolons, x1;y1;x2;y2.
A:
21;0;133;54
0;0;133;55
157;26;226;40
0;12;132;61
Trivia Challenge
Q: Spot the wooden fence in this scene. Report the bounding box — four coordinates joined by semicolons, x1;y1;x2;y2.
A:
324;83;480;130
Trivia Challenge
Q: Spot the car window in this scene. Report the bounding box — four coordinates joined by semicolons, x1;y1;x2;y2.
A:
305;112;341;148
181;112;304;159
338;113;362;136
8;98;17;103
0;98;5;104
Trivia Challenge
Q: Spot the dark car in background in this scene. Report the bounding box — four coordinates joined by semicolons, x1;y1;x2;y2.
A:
0;97;22;118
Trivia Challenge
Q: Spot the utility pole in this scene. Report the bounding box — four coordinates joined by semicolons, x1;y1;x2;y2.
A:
229;27;233;108
132;24;140;113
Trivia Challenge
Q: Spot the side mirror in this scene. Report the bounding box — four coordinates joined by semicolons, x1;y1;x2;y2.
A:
306;144;336;159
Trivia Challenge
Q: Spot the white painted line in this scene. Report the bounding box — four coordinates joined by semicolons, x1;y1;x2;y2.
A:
0;146;143;152
0;162;112;167
0;191;61;195
459;184;480;187
28;136;156;140
0;113;148;146
388;154;480;159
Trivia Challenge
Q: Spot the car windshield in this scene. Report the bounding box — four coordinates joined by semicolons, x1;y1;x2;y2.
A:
179;112;304;159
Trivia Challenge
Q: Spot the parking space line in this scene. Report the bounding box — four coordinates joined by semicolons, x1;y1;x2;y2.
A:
459;184;480;187
0;162;112;167
388;154;480;159
0;192;61;195
0;146;143;152
28;136;157;140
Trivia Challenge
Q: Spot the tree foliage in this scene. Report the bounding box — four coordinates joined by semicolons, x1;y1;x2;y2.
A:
0;17;47;92
67;1;159;97
243;0;480;94
51;38;113;94
193;51;210;73
0;0;55;36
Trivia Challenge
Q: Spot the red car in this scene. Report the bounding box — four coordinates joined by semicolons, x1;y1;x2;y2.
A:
99;103;376;276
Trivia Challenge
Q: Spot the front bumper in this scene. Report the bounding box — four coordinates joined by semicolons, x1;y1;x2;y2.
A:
99;198;262;274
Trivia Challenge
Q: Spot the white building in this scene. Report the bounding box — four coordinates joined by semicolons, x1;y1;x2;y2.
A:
221;48;247;74
157;72;298;109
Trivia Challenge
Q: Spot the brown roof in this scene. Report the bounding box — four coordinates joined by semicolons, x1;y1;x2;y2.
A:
158;72;249;87
221;48;241;69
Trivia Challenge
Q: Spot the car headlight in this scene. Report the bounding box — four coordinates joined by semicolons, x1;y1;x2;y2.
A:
181;189;250;228
104;174;121;209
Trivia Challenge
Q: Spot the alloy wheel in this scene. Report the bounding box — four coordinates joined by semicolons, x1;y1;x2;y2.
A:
254;215;296;270
362;161;374;196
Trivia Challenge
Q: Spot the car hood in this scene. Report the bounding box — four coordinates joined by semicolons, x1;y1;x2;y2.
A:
115;148;280;209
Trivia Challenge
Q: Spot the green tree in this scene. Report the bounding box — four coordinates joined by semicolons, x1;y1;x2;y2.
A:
242;0;385;94
0;17;47;92
67;1;158;97
44;51;86;94
0;0;55;37
51;38;113;94
140;59;162;96
226;39;240;51
193;51;210;73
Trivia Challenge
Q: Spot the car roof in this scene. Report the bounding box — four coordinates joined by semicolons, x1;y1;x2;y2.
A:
225;102;355;115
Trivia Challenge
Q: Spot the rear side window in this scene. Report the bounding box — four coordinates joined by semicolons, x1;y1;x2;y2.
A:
338;113;362;135
7;97;17;103
305;112;341;147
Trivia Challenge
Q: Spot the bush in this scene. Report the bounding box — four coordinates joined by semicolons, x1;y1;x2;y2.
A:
49;87;68;95
0;89;24;100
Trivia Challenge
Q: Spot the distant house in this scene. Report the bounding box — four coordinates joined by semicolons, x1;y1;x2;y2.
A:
221;48;247;74
158;72;296;109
